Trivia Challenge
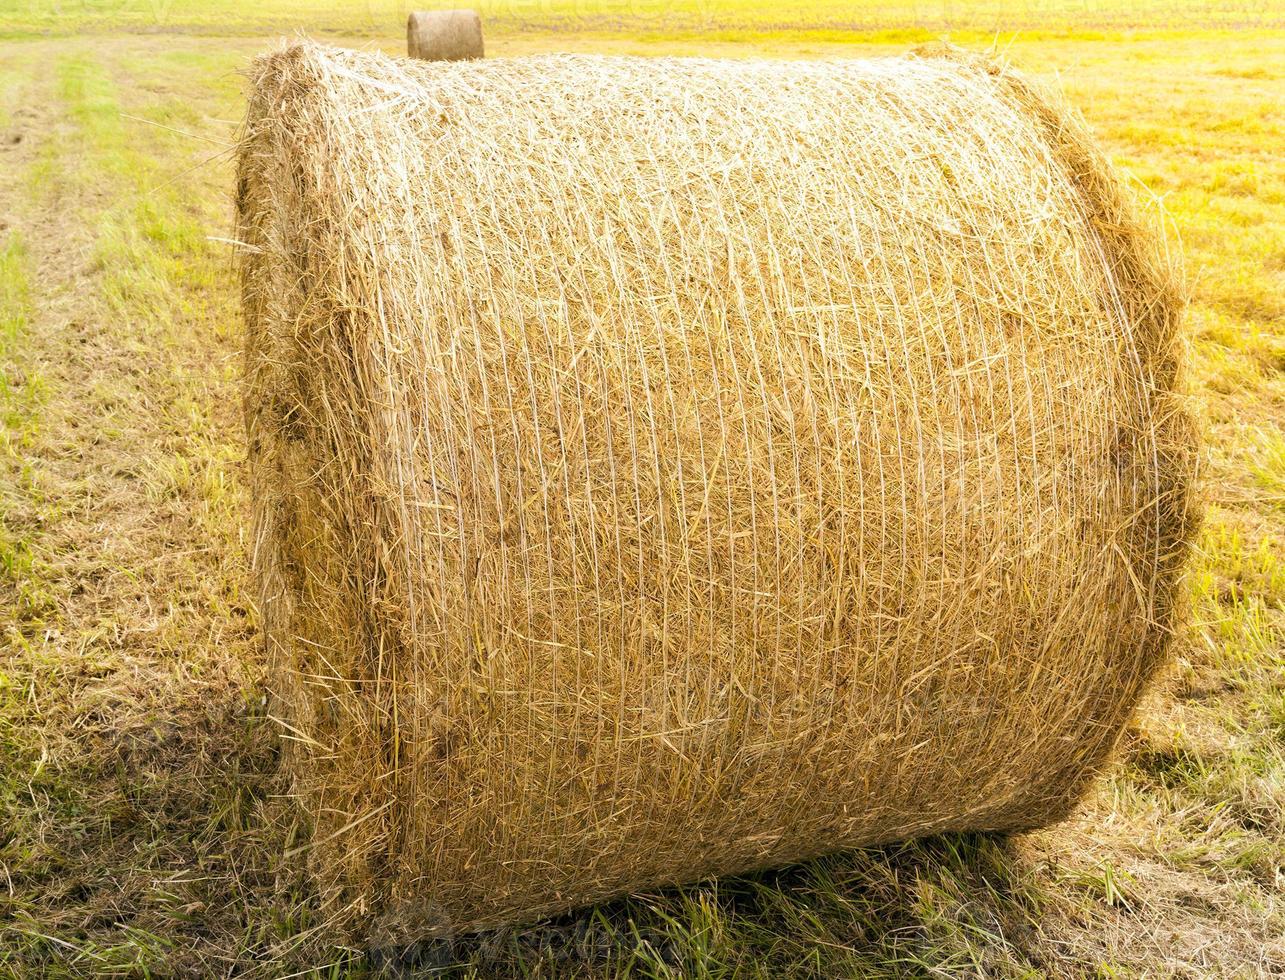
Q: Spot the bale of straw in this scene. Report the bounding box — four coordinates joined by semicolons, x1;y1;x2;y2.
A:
237;40;1197;942
406;9;482;61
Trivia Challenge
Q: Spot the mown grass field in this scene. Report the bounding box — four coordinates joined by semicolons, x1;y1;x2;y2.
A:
1;0;1281;39
0;2;1282;976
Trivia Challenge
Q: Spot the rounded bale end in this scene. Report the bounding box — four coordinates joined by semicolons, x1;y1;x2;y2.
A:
407;9;483;62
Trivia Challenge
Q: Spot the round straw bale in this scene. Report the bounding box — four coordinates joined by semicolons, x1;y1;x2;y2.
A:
406;9;482;61
237;41;1197;942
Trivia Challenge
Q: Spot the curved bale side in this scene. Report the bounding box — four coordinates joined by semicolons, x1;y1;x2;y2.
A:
236;41;1197;942
912;44;1199;811
407;9;483;61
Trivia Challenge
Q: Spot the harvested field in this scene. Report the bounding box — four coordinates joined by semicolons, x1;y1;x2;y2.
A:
0;6;1281;977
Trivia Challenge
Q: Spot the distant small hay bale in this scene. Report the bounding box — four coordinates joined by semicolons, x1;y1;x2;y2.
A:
406;9;482;61
237;40;1198;943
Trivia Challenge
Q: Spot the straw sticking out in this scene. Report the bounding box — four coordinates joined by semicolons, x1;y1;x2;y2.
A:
237;40;1197;942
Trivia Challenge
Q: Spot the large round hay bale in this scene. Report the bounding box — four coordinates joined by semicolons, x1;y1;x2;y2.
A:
406;9;482;61
237;41;1197;942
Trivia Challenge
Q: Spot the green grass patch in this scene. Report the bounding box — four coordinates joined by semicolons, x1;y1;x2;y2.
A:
0;232;50;623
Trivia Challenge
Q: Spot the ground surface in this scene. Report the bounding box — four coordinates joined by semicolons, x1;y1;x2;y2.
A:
0;3;1282;977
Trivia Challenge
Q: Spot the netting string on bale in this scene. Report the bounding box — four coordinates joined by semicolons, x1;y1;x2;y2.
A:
407;9;483;61
237;41;1197;942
